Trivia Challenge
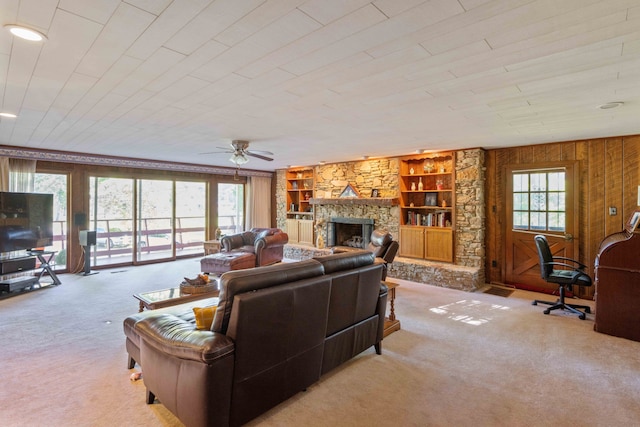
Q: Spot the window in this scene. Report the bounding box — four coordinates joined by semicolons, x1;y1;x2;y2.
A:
34;173;68;270
512;170;566;232
218;183;244;235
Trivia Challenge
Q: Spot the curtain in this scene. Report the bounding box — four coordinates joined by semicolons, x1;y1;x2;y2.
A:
246;176;271;229
0;157;9;191
9;158;36;192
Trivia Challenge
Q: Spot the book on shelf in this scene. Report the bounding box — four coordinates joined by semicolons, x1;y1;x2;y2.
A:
406;210;451;227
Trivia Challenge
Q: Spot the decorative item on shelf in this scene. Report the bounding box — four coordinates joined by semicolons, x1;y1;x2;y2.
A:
442;199;447;208
296;172;303;179
425;192;437;206
315;219;326;249
411;181;416;191
409;167;414;175
303;182;309;189
371;189;379;197
410;202;414;207
424;159;434;173
215;227;222;239
436;179;443;190
440;166;446;173
304;192;311;200
290;203;297;212
418;177;423;191
339;183;360;198
292;181;298;189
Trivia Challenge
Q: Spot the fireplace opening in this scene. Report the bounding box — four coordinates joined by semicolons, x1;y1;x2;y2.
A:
327;217;374;248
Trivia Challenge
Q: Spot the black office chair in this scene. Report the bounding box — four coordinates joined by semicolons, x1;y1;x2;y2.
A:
532;234;592;320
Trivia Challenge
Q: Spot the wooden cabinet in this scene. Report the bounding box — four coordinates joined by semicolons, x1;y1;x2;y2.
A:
398;152;455;262
286;168;315;245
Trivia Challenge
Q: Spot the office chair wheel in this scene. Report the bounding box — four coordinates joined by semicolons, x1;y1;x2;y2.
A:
543;309;550;315
532;301;538;306
579;313;586;320
585;307;591;313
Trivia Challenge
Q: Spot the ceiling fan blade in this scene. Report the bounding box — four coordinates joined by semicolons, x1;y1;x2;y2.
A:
245;151;274;161
247;149;274;156
199;147;234;155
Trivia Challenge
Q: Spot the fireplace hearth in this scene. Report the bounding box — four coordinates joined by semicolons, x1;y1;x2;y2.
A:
327;217;374;248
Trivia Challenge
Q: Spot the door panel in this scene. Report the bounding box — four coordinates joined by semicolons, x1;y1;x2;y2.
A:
505;162;578;292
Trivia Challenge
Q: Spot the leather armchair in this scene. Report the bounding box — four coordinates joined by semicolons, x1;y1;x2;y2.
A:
367;229;399;280
221;227;288;267
333;229;398;280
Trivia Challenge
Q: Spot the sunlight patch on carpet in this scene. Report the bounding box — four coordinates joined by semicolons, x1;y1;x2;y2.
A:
430;299;511;326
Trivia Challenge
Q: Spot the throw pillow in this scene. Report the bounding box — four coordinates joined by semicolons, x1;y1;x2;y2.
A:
193;305;217;330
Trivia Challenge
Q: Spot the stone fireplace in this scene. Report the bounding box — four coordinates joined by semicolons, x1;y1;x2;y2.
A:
327;217;374;248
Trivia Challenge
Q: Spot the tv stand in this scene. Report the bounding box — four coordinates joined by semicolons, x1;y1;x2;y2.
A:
0;251;61;293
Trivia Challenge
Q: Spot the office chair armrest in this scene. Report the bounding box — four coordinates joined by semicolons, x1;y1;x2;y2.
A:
551;256;587;270
548;261;587;273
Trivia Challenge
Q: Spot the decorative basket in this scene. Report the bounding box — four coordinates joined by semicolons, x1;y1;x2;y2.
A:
180;282;217;295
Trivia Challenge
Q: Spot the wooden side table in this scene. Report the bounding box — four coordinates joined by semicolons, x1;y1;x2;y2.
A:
382;281;400;337
203;239;221;255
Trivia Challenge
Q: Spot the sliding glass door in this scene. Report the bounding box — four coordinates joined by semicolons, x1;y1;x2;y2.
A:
218;183;244;235
89;176;208;267
34;173;68;271
175;181;206;254
89;177;135;266
136;179;173;262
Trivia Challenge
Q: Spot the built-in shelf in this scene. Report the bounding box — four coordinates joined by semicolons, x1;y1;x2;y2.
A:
309;197;399;206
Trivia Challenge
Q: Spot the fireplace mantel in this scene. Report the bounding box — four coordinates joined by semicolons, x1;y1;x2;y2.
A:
309;197;399;206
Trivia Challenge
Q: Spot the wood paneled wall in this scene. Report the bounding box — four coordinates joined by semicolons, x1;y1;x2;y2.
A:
485;134;640;297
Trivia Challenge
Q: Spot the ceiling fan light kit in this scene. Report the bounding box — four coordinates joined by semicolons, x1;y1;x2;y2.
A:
230;152;249;165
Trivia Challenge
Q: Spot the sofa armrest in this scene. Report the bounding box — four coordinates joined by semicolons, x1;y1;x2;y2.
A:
135;313;234;364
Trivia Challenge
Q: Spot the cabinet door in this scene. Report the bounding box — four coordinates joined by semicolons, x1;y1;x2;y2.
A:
399;226;424;258
425;228;453;262
286;218;299;243
298;220;315;246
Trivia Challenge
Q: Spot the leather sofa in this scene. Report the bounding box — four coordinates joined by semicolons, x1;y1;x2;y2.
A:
123;250;387;427
220;227;288;266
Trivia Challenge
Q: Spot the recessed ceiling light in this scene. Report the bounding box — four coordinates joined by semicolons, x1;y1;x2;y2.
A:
598;102;624;110
5;24;47;42
0;112;17;118
318;161;326;165
362;156;369;160
416;149;425;154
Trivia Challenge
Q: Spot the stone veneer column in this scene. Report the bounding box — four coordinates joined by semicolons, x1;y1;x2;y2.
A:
275;169;288;230
454;149;485;281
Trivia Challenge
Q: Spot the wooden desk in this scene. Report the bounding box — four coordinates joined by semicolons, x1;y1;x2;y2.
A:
203;239;221;255
382;281;400;337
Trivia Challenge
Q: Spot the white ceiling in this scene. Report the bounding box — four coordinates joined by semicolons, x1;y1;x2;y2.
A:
1;0;640;172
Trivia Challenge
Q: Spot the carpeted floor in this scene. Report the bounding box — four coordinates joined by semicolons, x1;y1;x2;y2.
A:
1;258;640;426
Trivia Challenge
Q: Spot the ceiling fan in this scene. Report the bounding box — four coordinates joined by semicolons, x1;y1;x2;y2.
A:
204;140;274;166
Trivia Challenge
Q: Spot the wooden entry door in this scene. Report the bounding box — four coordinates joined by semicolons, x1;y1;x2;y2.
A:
504;162;578;292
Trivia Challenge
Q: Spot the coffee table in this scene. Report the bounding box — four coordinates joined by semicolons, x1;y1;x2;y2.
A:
134;286;220;312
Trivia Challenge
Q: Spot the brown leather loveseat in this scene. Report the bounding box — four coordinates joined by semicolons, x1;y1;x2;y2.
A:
123;251;387;427
220;227;288;266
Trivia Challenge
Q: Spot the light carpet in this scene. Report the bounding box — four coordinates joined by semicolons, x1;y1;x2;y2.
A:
1;258;639;427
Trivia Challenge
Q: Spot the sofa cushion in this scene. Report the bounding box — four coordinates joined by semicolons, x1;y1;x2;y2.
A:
212;259;325;334
193;305;217;330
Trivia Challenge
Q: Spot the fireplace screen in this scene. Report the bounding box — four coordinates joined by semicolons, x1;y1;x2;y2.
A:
327;217;374;248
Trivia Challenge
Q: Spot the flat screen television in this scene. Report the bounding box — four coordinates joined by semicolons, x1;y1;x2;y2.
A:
0;192;54;253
